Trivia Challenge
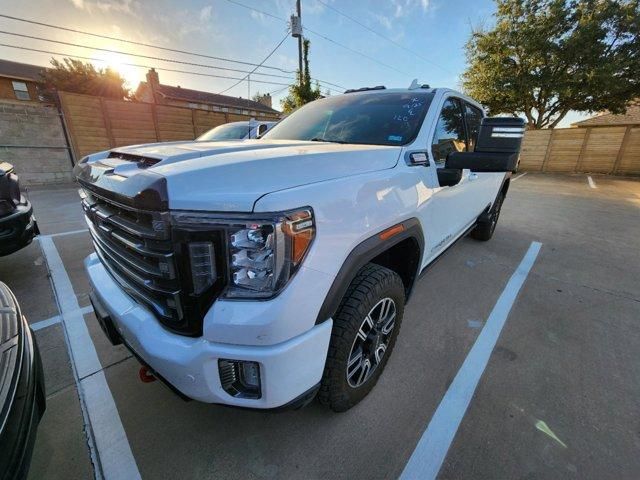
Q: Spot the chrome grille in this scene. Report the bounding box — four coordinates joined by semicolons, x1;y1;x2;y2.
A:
81;189;183;323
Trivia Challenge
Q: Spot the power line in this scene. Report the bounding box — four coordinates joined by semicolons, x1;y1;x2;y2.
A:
0;43;291;87
223;0;287;22
268;85;290;96
315;0;451;74
0;13;294;74
0;30;295;80
218;31;290;94
0;13;343;87
0;41;343;95
221;0;408;75
303;27;408;75
0;27;345;90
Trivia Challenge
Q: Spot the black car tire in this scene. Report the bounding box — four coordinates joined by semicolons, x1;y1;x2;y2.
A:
470;191;505;241
0;282;45;480
319;263;404;412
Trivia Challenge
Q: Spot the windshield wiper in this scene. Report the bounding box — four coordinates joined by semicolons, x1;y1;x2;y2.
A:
309;137;349;144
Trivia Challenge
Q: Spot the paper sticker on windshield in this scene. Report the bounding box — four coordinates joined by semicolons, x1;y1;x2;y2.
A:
388;135;403;142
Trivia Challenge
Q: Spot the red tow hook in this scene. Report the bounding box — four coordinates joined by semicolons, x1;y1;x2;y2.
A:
139;366;157;383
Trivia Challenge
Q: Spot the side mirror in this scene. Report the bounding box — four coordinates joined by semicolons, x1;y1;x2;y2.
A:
445;117;525;173
256;123;268;139
437;168;463;187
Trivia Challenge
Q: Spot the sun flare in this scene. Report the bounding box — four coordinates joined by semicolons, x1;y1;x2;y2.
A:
91;49;140;89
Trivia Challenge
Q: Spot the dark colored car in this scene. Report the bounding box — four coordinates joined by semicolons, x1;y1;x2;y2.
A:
0;163;38;257
0;282;45;479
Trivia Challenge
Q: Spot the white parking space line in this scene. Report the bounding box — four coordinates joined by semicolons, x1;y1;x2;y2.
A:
43;228;88;238
588;176;597;189
512;172;528;182
31;314;61;331
39;236;141;480
400;241;542;480
31;305;93;331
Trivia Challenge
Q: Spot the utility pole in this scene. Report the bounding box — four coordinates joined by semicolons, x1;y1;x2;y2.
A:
297;0;303;86
292;1;303;87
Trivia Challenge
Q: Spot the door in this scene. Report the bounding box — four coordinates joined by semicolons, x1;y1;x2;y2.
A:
418;97;487;265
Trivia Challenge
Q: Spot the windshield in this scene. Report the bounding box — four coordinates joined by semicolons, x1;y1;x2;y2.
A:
263;92;434;146
197;123;251;141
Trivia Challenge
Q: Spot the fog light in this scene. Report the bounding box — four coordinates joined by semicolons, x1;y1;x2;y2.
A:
240;362;260;387
218;359;261;399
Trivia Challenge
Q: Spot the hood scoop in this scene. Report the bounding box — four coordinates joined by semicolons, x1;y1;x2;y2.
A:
108;151;161;168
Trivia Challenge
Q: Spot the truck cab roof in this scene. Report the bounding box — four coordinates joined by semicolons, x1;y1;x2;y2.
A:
342;86;482;110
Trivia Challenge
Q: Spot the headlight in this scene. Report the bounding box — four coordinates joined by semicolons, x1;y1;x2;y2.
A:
172;207;315;299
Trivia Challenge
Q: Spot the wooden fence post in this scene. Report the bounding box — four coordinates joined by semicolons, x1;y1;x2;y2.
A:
99;97;115;148
191;109;197;139
57;91;80;163
151;103;161;142
575;127;592;173
612;125;632;175
541;129;555;172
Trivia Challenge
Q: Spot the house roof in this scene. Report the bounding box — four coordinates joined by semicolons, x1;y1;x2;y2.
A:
138;82;280;114
0;59;45;82
572;103;640;127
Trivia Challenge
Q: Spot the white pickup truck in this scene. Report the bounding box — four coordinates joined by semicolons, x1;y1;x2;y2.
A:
76;85;524;412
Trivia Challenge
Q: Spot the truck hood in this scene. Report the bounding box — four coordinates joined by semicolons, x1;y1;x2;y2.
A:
75;140;402;212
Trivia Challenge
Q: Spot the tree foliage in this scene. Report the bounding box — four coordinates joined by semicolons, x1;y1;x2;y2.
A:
252;91;265;102
281;39;322;114
41;58;130;101
462;0;640;129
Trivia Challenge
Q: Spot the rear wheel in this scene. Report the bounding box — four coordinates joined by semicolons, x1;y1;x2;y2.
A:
470;191;505;241
319;263;404;412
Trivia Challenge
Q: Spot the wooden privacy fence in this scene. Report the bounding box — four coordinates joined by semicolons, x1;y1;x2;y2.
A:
519;125;640;175
58;91;279;160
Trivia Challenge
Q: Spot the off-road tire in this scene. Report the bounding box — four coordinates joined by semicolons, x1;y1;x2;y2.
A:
470;191;505;241
319;263;405;412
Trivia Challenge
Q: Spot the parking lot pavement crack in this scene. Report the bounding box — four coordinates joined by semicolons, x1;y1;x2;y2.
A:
44;382;83;400
78;354;135;382
487;258;640;305
527;271;640;305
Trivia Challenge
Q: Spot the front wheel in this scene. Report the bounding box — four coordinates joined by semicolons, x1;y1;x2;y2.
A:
319;263;405;412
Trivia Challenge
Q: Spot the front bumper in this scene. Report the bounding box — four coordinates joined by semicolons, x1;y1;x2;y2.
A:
0;202;39;257
85;253;332;408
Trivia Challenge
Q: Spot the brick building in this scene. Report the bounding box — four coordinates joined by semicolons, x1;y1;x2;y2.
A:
135;69;280;119
0;59;48;105
572;101;640;128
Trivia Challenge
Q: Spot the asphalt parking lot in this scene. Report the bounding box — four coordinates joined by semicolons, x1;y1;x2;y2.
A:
1;172;639;480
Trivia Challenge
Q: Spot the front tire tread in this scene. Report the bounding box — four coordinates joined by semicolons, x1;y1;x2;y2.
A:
319;263;405;412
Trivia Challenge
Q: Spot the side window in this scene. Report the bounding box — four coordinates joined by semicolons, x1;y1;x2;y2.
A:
12;81;30;101
464;103;484;152
431;98;466;164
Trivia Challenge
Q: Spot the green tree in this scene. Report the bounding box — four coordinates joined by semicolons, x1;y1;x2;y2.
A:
281;39;322;114
251;91;272;106
41;58;130;101
462;0;640;129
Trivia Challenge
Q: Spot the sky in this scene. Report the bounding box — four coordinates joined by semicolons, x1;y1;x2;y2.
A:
0;0;589;126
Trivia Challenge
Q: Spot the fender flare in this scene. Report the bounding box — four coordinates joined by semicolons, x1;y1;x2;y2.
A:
315;218;424;324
